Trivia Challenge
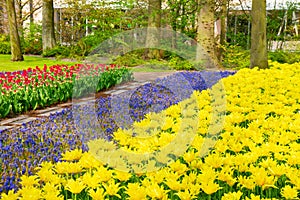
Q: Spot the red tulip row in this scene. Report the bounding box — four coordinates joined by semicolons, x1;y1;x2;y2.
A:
0;64;133;118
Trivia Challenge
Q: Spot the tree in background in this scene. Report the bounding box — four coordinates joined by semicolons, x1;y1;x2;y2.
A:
196;0;219;69
6;0;24;61
42;0;56;53
166;0;197;49
218;0;229;61
0;0;8;34
14;0;42;32
146;0;162;59
250;0;268;68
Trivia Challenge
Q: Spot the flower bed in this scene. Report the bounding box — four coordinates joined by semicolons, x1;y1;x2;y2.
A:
0;64;132;118
9;62;300;199
0;71;234;193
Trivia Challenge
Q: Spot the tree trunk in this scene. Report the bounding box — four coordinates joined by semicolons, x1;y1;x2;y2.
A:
0;0;4;33
250;0;268;69
6;0;23;61
16;0;23;38
196;0;219;69
42;0;56;52
145;0;162;59
29;0;34;37
218;0;227;61
29;0;34;25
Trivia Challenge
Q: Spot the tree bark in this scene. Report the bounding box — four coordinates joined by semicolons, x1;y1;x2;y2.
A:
196;0;219;69
218;0;227;61
6;0;24;61
250;0;268;69
42;0;56;52
29;0;34;25
145;0;162;59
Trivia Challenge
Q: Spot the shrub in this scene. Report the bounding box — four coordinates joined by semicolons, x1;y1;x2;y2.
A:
42;45;70;58
268;50;300;64
113;51;146;67
22;24;43;55
0;34;11;54
168;55;195;70
222;45;250;69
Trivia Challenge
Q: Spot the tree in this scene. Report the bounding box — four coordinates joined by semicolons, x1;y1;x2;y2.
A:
166;0;197;48
145;0;162;59
250;0;268;68
15;0;42;30
42;0;56;52
196;0;219;69
6;0;24;61
218;0;229;61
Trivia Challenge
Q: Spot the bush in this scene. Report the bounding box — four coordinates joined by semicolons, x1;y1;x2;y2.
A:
268;50;300;64
168;55;195;70
0;34;11;54
42;41;89;60
222;45;250;69
113;51;146;67
42;45;70;57
22;24;42;55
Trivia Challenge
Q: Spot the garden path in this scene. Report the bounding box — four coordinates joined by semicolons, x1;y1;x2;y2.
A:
0;71;177;132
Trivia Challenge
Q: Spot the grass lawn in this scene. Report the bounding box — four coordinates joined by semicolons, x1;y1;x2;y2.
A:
0;54;76;72
0;54;176;73
129;66;175;72
128;62;176;72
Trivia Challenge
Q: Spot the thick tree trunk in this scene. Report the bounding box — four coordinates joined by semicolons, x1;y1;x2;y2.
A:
196;0;219;69
42;0;56;52
145;0;162;59
6;0;23;61
250;0;268;69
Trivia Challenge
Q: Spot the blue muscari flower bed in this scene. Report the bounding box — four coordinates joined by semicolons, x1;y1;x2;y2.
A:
0;70;235;192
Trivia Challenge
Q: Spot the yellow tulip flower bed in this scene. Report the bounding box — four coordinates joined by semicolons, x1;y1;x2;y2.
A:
2;61;300;199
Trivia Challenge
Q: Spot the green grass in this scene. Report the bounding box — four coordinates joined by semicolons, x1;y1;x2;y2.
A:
0;54;77;72
127;61;176;72
129;66;175;72
0;54;176;73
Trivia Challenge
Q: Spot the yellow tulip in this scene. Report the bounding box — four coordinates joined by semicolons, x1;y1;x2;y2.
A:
103;179;121;198
88;188;105;200
61;149;83;161
81;172;101;189
19;187;42;200
221;191;243;200
201;180;222;195
0;190;19;200
20;175;39;188
65;179;86;194
280;185;298;200
126;183;147;200
175;189;197;200
146;183;169;199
